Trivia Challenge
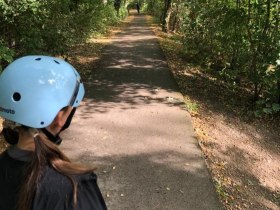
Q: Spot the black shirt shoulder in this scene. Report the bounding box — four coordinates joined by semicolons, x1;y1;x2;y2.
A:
0;148;107;210
33;166;107;210
0;149;11;164
0;149;29;210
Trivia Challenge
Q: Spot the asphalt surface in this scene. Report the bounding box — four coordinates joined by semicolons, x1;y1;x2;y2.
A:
62;13;223;210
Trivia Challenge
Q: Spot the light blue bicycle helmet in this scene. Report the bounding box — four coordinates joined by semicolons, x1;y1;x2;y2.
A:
0;55;85;128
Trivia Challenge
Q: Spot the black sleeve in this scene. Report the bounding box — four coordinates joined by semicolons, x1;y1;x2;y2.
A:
76;173;107;210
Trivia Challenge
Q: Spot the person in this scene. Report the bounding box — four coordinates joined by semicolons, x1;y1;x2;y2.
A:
0;55;107;210
136;2;140;14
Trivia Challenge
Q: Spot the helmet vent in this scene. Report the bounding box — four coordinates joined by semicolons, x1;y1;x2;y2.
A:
13;92;21;101
35;58;41;61
41;121;44;125
54;60;60;64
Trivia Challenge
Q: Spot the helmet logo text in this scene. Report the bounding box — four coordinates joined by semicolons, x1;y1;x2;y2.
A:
0;106;15;114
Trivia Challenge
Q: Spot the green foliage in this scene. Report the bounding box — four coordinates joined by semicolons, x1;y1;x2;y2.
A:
147;0;280;114
214;180;230;200
144;0;164;17
254;100;280;117
0;40;14;71
0;0;123;70
184;97;199;113
118;4;129;19
89;3;119;36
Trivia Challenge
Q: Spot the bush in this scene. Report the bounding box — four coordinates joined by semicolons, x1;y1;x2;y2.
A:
0;0;122;70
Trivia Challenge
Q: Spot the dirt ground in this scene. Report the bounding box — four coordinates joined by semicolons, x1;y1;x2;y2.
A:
150;20;280;210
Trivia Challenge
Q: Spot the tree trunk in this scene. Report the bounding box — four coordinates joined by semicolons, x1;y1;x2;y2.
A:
247;0;260;102
162;0;172;32
277;79;280;104
171;4;179;32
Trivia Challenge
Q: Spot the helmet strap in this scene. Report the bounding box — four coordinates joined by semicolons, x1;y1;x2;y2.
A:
61;108;76;131
40;107;76;145
41;128;62;145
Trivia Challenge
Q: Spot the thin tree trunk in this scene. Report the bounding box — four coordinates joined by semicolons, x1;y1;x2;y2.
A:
171;4;179;32
276;2;280;104
277;79;280;104
230;0;241;72
162;0;172;32
247;0;260;102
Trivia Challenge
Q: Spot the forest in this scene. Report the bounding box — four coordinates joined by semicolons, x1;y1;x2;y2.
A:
1;0;279;116
144;0;280;116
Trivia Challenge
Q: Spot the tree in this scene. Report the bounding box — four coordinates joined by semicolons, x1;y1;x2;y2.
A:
144;0;280;111
161;0;172;32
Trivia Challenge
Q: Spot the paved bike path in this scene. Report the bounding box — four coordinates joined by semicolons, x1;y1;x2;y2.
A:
62;14;223;210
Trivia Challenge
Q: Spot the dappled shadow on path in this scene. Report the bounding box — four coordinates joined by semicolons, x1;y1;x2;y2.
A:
71;150;223;210
80;15;185;115
62;14;223;210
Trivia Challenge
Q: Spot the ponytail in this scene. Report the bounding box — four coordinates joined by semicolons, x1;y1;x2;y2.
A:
18;131;95;210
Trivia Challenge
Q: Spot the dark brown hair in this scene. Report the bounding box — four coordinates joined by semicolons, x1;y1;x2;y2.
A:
18;131;95;210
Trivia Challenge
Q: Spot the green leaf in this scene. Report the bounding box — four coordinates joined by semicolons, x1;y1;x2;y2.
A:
272;103;280;112
263;108;272;114
254;110;261;117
